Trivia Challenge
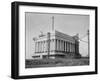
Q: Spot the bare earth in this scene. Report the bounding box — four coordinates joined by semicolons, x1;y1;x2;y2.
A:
25;57;89;68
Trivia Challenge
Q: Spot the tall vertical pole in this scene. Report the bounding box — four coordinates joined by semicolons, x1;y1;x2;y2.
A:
88;30;90;58
47;32;50;59
52;16;54;31
47;16;55;58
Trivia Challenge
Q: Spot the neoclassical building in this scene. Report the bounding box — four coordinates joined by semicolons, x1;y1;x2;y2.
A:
32;30;80;59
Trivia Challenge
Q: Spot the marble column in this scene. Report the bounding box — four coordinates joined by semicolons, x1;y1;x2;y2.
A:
61;40;62;52
65;41;67;52
44;41;46;52
66;42;67;52
62;40;64;52
62;40;63;52
64;41;65;52
36;42;38;52
58;40;60;51
70;43;71;52
60;40;62;52
59;40;61;52
45;40;47;52
50;40;52;52
41;41;43;52
45;41;47;52
37;42;39;52
68;42;70;52
42;41;44;52
39;41;41;52
71;43;72;52
73;44;75;53
55;39;57;52
41;41;42;52
69;43;70;52
56;39;57;51
63;41;65;52
72;43;74;53
35;42;36;53
41;41;42;53
72;43;73;53
50;40;51;52
38;42;39;53
59;40;60;52
53;39;55;52
57;39;58;51
41;41;43;53
65;41;66;52
71;44;73;52
66;42;68;52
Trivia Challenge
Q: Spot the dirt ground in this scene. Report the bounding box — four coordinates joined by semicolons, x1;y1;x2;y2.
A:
25;57;89;68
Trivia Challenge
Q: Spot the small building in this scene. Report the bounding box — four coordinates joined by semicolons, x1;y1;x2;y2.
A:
32;30;80;59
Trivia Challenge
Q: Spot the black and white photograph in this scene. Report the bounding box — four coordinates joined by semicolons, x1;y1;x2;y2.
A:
25;13;90;68
11;1;97;79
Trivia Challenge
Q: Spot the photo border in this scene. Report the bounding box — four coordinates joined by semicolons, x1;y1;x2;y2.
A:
11;1;98;79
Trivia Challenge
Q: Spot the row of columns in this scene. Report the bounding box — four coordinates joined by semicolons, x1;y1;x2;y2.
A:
55;39;75;53
35;39;76;53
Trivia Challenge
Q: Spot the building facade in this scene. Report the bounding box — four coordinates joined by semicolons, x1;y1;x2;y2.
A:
32;30;80;59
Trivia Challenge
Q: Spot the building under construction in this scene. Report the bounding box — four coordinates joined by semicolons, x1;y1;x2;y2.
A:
32;30;81;59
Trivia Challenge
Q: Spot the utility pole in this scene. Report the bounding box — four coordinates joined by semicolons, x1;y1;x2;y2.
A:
47;32;50;59
87;30;90;58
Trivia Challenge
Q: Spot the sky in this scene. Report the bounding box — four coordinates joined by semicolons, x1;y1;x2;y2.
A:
25;12;89;59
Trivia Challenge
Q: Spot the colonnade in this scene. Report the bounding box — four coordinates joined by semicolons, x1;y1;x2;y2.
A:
35;39;77;54
55;39;75;53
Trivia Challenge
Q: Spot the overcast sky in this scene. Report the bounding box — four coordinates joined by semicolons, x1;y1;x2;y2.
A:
25;12;89;59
